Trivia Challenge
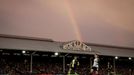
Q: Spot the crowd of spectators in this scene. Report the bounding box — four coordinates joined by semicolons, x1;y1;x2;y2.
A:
0;55;30;75
0;52;134;75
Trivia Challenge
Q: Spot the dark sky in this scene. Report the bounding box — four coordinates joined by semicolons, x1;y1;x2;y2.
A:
0;0;134;48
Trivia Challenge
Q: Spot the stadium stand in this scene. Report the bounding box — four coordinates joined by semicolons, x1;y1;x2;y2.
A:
0;49;134;75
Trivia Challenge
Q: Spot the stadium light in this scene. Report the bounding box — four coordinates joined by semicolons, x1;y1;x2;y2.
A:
54;52;59;56
22;50;26;54
115;56;118;59
129;57;132;60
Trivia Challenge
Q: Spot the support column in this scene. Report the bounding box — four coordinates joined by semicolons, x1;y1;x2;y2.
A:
30;52;36;73
63;56;65;73
30;54;33;73
113;58;116;75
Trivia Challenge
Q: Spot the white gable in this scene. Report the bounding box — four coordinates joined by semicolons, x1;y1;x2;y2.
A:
63;40;91;51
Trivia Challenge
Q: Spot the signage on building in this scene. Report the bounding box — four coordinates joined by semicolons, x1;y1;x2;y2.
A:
62;40;91;51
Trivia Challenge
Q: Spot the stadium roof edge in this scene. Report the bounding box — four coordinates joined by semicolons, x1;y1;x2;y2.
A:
0;34;54;42
85;42;134;51
0;35;134;57
0;34;134;50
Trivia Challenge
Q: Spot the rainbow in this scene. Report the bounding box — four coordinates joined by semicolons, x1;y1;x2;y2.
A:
64;0;83;42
